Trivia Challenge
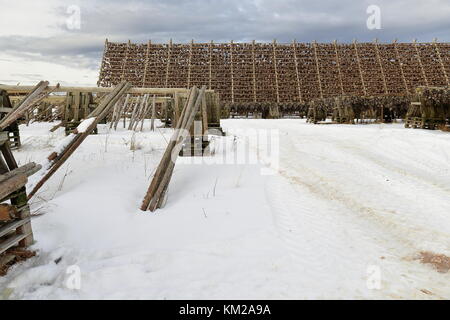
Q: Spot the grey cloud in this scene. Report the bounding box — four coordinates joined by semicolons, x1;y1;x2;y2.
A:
2;0;449;83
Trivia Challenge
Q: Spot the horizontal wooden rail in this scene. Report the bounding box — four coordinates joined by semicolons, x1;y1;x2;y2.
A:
0;85;214;95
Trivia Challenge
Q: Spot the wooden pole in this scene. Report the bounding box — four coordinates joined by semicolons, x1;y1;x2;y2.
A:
272;39;280;103
147;86;206;212
187;39;193;88
374;39;388;94
230;40;235;103
114;94;129;130
142;40;151;87
292;40;303;102
133;94;149;131
312;41;323;99
139;95;152;132
97;38;108;86
393;39;409;93
0;85;193;95
433;38;450;86
252;40;257;103
150;95;156;131
140;87;198;211
121;40;131;81
209;40;213;90
165;39;172;88
353;39;367;96
413;39;429;87
333;40;345;95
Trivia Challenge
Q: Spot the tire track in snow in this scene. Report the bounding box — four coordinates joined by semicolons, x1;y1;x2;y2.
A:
280;142;450;256
266;143;450;298
337;141;450;196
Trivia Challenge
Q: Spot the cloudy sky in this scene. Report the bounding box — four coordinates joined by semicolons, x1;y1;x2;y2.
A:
1;0;449;86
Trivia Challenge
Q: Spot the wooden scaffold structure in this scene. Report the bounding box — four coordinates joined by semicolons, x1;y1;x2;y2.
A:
98;39;450;109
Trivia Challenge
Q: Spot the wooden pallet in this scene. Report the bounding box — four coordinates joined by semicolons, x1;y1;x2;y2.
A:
423;118;447;130
0;91;21;149
405;117;446;130
7;124;21;149
0;132;37;268
405;116;423;128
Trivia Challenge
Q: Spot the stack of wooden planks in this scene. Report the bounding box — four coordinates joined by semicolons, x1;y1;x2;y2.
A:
0;131;41;263
141;85;206;212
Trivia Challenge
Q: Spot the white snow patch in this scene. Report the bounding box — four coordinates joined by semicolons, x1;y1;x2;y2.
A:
1;119;449;299
76;118;96;133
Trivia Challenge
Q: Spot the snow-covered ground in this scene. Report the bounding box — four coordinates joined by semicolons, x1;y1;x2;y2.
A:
1;119;449;299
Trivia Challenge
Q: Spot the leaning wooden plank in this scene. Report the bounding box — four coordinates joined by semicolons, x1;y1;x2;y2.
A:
109;100;121;129
137;95;152;131
0;174;28;200
138;95;151;132
127;96;142;130
133;94;149;131
201;93;209;134
148;86;206;211
0;81;50;131
28;81;131;199
0;218;31;238
133;94;148;131
0;140;19;169
0;163;41;184
114;94;129;130
140;87;197;211
49;121;65;132
0;233;32;255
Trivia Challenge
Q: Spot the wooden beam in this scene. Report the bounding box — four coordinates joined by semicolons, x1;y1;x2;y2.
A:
433;38;450;86
187;39;193;88
121;40;131;81
353;39;367;96
393;39;409;93
272;39;280;103
292;40;303;102
374;39;389;94
165;39;172;88
97;38;109;86
312;41;323;99
209;40;213;90
0;85;210;95
252;40;257;103
413;39;429;87
142;40;151;87
230;40;235;103
333;40;345;95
